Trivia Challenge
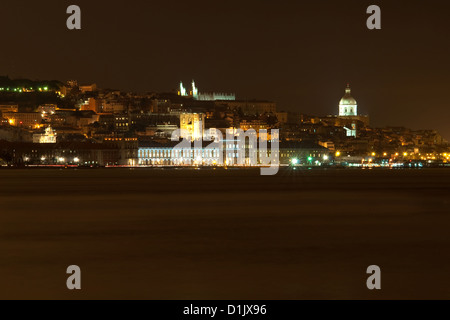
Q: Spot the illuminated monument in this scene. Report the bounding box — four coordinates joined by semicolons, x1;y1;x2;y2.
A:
180;112;205;141
179;81;187;97
335;84;370;137
191;80;198;99
339;84;357;116
178;80;235;101
32;126;57;143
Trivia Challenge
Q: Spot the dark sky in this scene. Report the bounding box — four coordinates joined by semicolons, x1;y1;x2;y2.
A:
1;0;449;139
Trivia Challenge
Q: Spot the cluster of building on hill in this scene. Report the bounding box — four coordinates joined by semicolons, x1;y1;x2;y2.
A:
0;78;448;167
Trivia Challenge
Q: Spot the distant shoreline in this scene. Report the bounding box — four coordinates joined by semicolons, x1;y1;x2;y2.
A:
1;165;449;170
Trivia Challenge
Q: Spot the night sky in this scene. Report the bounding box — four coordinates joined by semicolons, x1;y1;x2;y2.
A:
1;0;449;139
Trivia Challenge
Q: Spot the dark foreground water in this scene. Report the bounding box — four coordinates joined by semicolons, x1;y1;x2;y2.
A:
0;168;449;299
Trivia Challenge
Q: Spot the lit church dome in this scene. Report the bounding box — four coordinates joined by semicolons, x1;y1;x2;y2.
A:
339;84;357;116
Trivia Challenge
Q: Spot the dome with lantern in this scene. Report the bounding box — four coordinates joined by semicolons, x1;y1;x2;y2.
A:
339;84;357;116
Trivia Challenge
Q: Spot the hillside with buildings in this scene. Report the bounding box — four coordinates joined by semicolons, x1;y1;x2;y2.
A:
0;77;448;167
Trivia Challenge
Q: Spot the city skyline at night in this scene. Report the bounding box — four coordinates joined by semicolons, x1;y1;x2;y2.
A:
2;0;450;306
0;75;448;169
1;1;450;139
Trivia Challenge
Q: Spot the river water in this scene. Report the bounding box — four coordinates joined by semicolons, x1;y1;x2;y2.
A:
0;168;449;299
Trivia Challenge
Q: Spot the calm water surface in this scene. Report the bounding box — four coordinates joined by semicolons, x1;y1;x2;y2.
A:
0;168;449;299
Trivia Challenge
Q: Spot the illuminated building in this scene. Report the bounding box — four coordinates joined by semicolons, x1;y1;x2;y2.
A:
138;141;222;166
37;104;56;115
180;112;205;141
344;123;357;137
32;126;57;144
114;115;129;132
177;80;235;101
336;84;370;137
137;140;333;167
138;138;275;167
339;84;357;116
196;92;235;101
338;84;357;137
179;82;188;96
2;112;42;128
191;80;198;99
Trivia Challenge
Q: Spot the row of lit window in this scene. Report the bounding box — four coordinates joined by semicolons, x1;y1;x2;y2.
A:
139;149;220;158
